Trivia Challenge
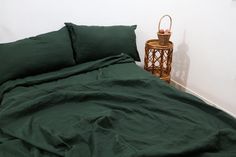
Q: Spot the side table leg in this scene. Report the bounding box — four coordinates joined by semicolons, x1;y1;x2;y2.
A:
152;49;155;74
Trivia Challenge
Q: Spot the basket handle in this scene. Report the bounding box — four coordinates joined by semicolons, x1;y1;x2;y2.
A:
158;15;172;32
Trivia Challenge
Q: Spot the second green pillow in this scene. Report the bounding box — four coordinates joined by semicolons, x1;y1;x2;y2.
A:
65;23;140;63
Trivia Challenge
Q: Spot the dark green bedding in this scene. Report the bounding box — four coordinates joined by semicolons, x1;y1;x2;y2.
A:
0;54;235;157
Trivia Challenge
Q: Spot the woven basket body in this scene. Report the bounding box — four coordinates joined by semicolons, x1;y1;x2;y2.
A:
158;33;171;45
157;15;172;46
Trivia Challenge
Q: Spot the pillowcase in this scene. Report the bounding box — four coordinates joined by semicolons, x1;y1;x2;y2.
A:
0;27;75;85
65;23;140;63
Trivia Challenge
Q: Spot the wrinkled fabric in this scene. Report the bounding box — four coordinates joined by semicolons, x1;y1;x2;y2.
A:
0;54;235;157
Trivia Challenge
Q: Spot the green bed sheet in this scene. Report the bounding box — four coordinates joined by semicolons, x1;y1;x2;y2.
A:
0;54;235;157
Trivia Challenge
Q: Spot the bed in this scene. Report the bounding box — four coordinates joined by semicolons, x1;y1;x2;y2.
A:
0;23;235;157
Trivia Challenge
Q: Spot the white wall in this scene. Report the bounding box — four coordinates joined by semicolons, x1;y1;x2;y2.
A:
0;0;236;115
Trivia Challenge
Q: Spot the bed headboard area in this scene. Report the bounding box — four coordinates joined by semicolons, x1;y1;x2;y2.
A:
0;23;140;86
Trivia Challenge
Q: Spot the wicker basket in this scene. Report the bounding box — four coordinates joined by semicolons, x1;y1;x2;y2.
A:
157;15;172;46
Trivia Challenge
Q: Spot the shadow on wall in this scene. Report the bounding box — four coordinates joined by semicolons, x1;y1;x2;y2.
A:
232;1;236;8
172;31;190;90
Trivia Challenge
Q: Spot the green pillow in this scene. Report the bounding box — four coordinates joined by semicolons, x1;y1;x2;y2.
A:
0;27;75;85
65;23;140;63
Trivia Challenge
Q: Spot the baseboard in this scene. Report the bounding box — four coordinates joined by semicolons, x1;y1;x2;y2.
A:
170;79;235;118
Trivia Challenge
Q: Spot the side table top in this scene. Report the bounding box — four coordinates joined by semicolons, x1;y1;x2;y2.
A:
146;39;173;49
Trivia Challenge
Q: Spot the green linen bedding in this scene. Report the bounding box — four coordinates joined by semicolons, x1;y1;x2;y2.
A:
0;54;235;157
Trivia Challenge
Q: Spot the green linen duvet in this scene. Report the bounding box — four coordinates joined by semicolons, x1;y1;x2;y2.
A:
0;54;235;157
